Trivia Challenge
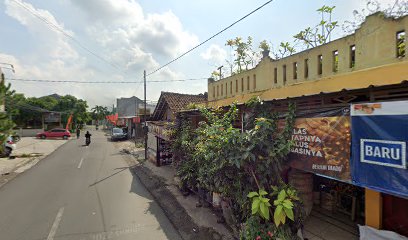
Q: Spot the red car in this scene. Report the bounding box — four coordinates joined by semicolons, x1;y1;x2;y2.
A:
36;128;71;140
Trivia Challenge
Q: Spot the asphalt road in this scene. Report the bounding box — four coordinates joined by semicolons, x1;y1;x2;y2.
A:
0;130;181;240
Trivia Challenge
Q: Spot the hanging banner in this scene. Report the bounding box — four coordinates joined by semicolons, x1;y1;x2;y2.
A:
65;114;73;130
288;108;351;181
351;101;408;198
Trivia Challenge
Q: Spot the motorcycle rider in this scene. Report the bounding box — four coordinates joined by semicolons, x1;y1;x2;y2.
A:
85;131;92;145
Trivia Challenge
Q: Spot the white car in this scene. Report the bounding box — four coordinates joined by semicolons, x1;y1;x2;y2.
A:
2;136;17;157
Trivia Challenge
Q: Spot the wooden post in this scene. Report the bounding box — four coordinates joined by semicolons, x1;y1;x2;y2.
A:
365;188;382;229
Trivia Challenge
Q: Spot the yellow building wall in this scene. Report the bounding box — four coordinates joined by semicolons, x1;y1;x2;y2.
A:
209;61;408;107
208;13;408;107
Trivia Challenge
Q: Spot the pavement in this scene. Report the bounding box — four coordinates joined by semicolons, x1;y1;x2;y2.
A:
116;141;235;240
0;137;69;186
304;207;359;240
0;130;181;240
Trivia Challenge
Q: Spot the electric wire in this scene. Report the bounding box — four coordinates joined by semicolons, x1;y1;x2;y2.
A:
146;0;274;76
5;77;208;84
9;0;123;73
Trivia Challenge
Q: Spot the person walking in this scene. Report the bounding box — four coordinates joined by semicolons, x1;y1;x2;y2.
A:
76;127;81;139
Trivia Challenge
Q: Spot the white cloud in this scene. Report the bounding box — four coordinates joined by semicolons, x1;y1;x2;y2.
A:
5;0;79;60
70;0;144;26
200;44;227;66
2;0;202;107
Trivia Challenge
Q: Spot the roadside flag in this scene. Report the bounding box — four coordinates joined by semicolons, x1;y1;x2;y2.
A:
66;114;73;130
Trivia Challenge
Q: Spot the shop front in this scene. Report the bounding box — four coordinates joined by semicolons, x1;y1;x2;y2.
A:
287;100;408;237
285;106;364;236
351;100;408;237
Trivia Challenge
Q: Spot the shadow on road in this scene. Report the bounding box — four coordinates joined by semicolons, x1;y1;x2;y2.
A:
127;164;183;240
88;167;130;187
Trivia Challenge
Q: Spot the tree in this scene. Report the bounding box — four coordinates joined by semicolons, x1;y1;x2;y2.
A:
0;74;15;154
270;41;297;60
91;105;108;125
293;5;338;49
6;93;90;128
54;95;90;127
72;99;90;126
225;36;260;74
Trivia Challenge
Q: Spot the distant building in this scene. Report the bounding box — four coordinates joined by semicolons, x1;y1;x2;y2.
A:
116;96;156;117
116;96;156;138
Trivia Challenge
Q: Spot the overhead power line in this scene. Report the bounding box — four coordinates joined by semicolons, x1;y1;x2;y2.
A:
9;0;123;73
146;0;274;76
6;77;208;84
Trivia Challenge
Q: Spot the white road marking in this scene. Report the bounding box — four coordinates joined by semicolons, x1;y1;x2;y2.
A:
77;157;84;169
46;207;65;240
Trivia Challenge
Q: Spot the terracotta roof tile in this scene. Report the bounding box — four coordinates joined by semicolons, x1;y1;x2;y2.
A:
151;91;207;120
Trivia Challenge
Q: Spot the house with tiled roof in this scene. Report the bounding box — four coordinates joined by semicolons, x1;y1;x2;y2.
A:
147;91;207;166
150;91;207;121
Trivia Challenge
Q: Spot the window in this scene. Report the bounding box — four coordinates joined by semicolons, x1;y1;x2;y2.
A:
293;62;298;80
113;128;123;134
236;79;238;92
213;86;215;98
304;59;309;78
283;65;287;84
226;83;228;96
253;74;256;90
221;84;223;96
230;81;232;94
247;76;250;90
318;55;323;75
241;78;244;92
397;31;406;58
333;50;339;72
274;68;277;84
350;45;356;68
217;85;219;97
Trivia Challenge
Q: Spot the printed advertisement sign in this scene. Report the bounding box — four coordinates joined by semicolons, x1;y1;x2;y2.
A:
288;110;351;181
351;101;408;198
43;112;61;123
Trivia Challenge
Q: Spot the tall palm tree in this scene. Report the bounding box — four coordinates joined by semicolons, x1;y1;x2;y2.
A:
91;105;108;126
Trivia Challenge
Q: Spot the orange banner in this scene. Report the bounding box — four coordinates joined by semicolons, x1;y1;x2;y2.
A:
65;114;73;130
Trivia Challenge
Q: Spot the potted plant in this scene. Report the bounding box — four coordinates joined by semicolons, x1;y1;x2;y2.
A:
259;40;270;58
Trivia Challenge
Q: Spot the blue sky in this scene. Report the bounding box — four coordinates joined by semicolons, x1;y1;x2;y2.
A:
0;0;399;107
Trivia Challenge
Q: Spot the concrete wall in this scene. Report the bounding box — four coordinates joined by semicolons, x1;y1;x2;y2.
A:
147;132;157;163
208;13;408;103
15;128;43;137
117;97;143;117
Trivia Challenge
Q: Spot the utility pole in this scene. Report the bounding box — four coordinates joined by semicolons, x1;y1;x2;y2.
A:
144;70;147;161
134;97;137;146
217;65;223;79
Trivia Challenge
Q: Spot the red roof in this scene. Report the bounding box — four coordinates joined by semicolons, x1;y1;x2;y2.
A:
151;92;207;121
